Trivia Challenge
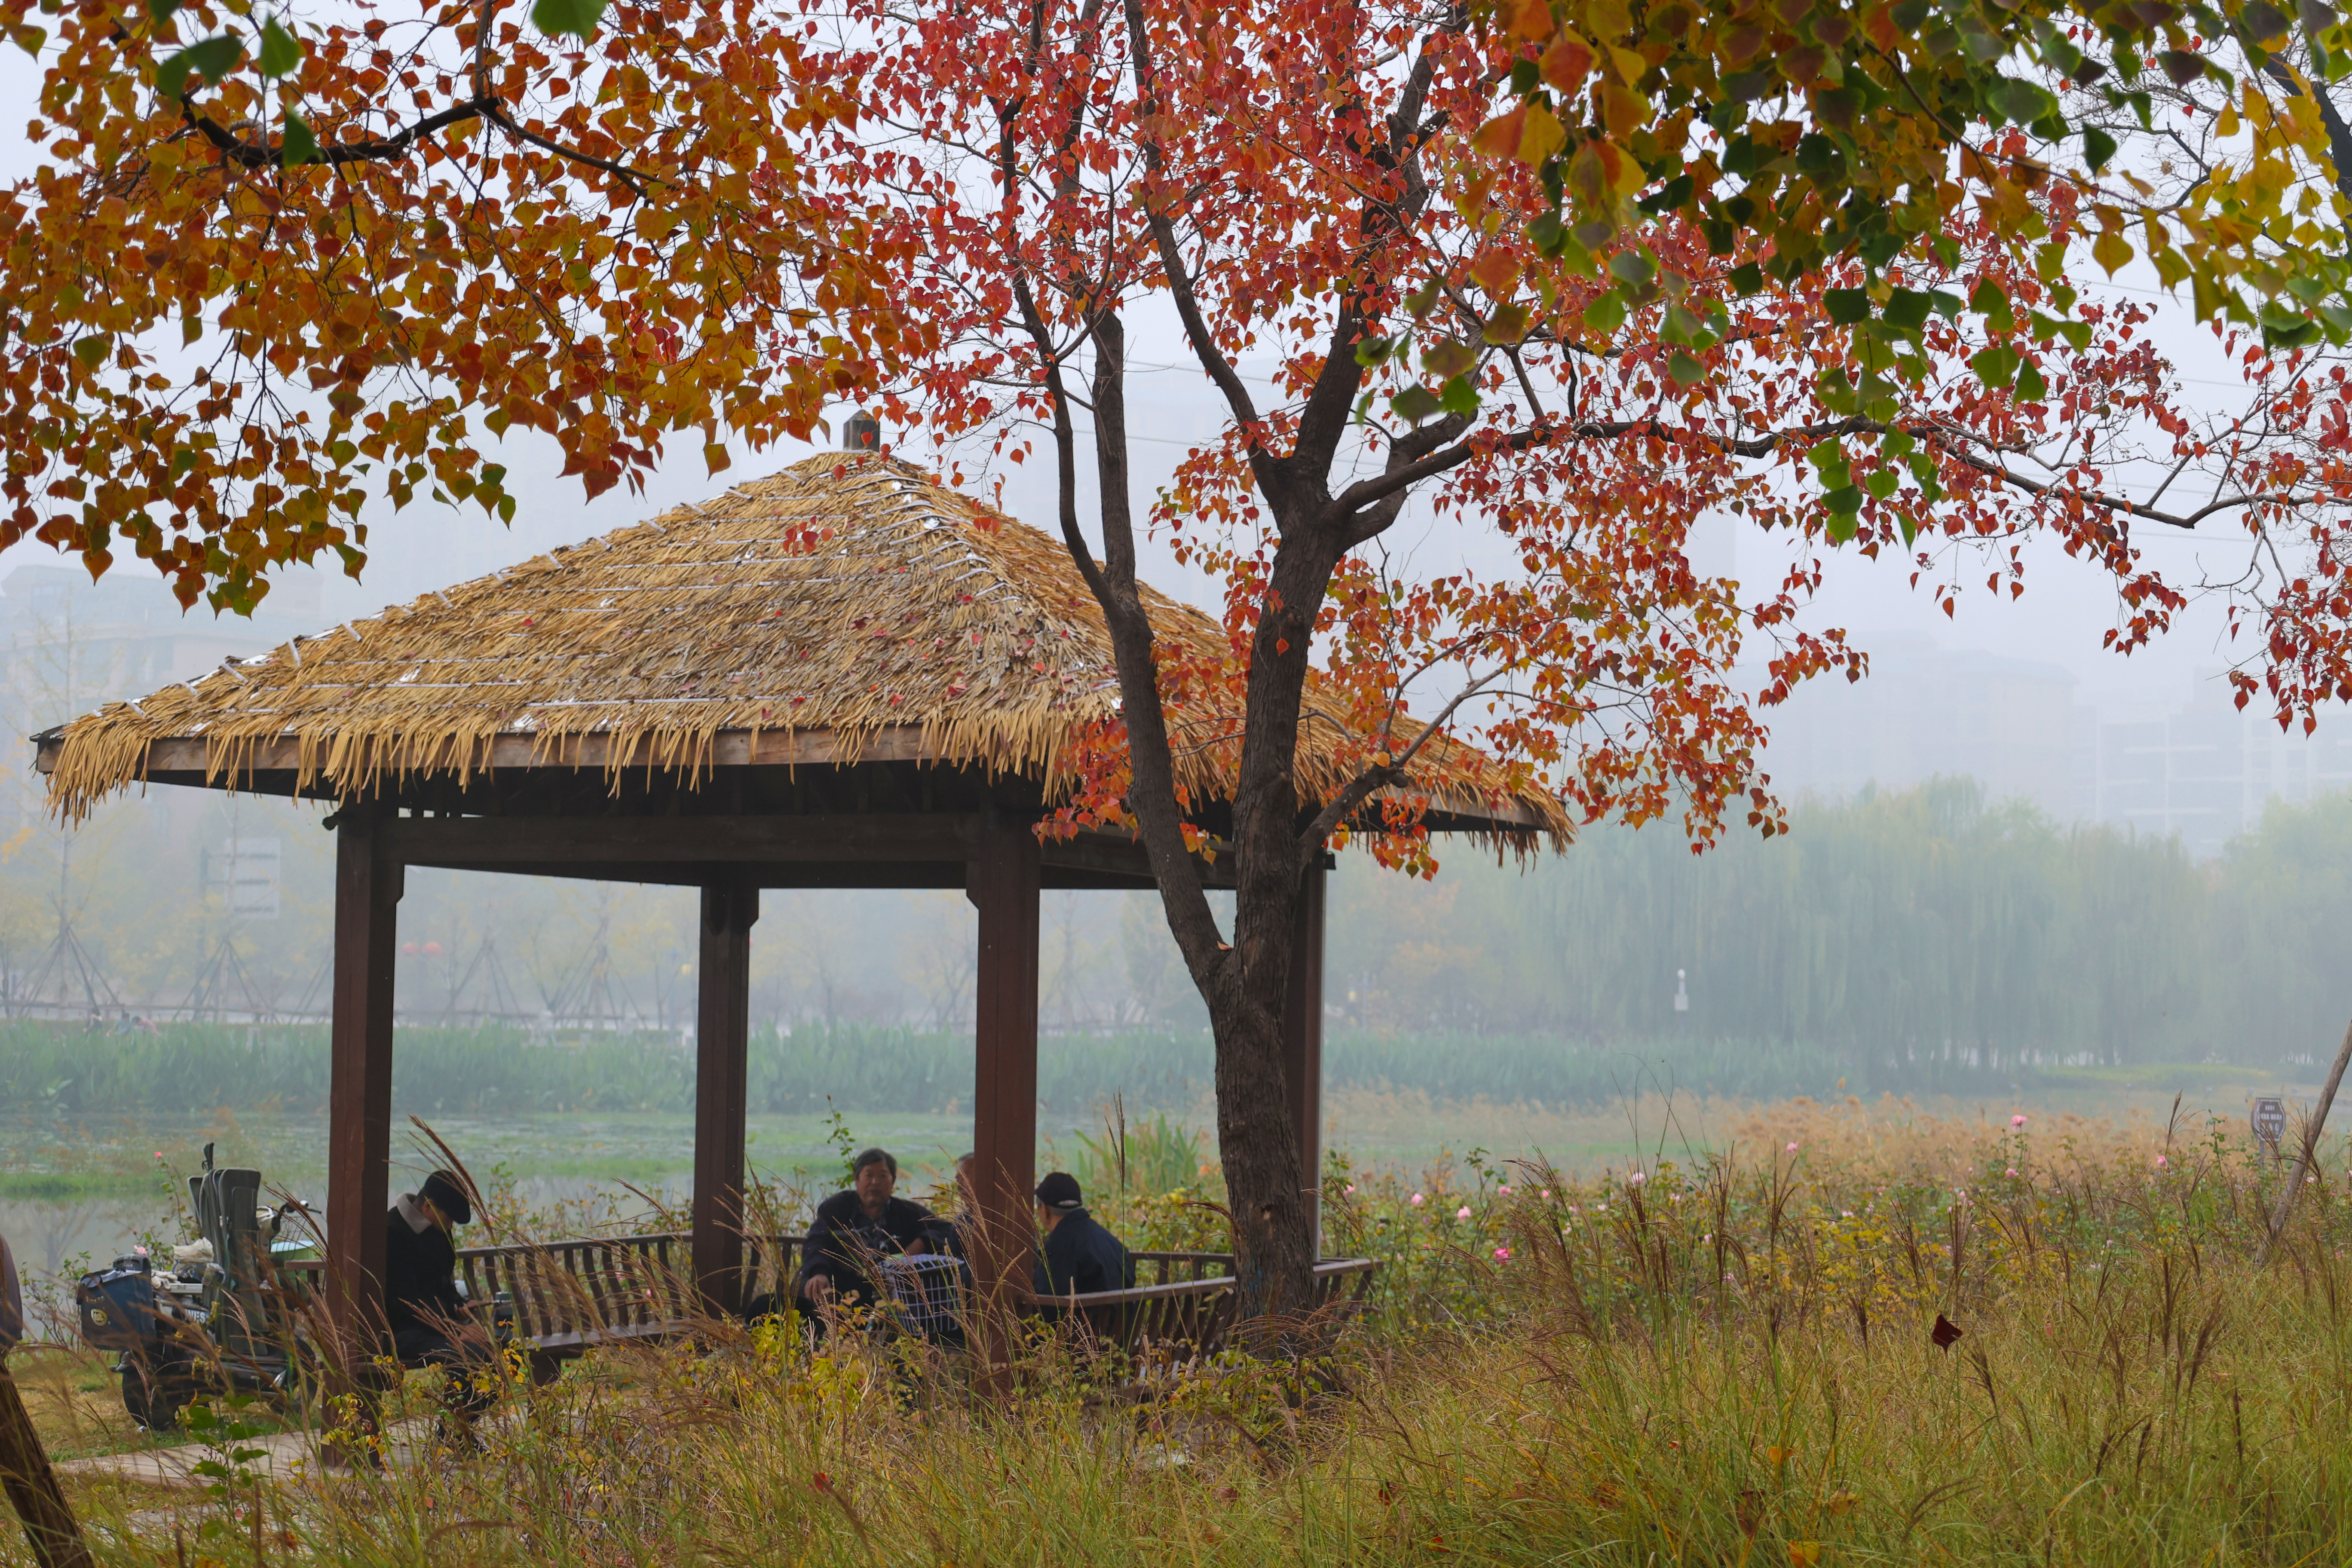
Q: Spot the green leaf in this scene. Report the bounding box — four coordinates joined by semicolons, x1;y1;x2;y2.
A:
257;16;299;77
1822;288;1872;326
1667;349;1706;386
1863;466;1900;500
1422;339;1478;380
2082;126;2118;172
1883;290;1931;331
1823;503;1861;543
1581;288;1628;334
1987;75;2056;126
531;0;608;39
1607;247;1657;291
1971;343;2020;389
280;108;319;165
10;23;46;53
1969;279;2015;333
1354;334;1396;368
1390;385;1443;424
144;0;178;21
2013;359;2048;399
156;34;242;99
1437;375;1481;417
1727;263;1764;294
72;336;108;369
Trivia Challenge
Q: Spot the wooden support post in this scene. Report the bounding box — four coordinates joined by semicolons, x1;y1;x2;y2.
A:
0;1234;91;1568
325;814;399;1381
1282;861;1328;1259
693;876;759;1316
968;816;1041;1363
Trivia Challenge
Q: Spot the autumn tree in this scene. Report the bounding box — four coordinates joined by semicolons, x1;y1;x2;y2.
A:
0;0;906;610
824;0;2352;1322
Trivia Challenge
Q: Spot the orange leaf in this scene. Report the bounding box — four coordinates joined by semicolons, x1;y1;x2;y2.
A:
1470;248;1520;294
1473;106;1530;160
1540;32;1593;92
1506;0;1556;40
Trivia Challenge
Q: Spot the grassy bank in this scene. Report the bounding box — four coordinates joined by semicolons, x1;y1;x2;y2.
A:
13;1097;2352;1564
5;1019;2306;1126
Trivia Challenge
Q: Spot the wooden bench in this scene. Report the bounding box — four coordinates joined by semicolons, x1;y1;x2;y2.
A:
1059;1256;1380;1365
285;1237;1375;1374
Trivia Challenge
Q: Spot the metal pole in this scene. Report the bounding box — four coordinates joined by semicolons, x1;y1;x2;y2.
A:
2259;1012;2352;1267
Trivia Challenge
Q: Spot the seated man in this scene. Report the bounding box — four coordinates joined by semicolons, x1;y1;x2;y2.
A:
384;1170;498;1436
796;1148;936;1317
1031;1172;1136;1304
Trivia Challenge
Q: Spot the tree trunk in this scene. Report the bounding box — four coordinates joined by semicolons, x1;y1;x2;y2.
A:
1207;990;1314;1332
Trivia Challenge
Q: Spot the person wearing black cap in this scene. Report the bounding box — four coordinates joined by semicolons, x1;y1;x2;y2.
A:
384;1170;497;1434
794;1148;938;1317
1031;1172;1135;1306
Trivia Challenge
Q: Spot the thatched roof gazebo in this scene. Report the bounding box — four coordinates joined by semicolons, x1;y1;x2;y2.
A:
34;452;1565;1350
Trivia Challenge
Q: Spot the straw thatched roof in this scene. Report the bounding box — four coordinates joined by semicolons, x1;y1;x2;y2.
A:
38;454;1568;841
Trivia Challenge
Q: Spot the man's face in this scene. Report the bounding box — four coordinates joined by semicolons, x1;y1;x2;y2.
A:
855;1159;896;1209
420;1197;456;1235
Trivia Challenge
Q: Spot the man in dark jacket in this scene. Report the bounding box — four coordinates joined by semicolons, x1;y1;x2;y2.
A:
795;1149;937;1316
385;1170;496;1433
1031;1172;1134;1304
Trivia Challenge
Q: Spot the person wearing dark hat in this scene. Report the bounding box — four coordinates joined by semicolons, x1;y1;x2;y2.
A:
1031;1172;1135;1306
795;1148;938;1317
384;1170;497;1434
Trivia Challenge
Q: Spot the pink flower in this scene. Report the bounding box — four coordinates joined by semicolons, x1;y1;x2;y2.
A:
1410;1193;1424;1206
2157;1155;2168;1167
1493;1246;1511;1262
1540;1188;1552;1200
1786;1142;1799;1154
2006;1167;2018;1178
1343;1184;1355;1196
1497;1184;1511;1195
2011;1114;2028;1127
1629;1170;1647;1185
1456;1205;1473;1220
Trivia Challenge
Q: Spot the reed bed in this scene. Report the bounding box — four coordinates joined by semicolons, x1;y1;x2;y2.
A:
17;1098;2352;1565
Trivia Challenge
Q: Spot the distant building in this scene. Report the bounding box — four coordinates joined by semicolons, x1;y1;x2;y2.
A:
1753;632;2088;820
2089;671;2352;858
0;564;322;840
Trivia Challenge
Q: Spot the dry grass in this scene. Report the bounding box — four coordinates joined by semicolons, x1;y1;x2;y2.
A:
13;1093;2352;1566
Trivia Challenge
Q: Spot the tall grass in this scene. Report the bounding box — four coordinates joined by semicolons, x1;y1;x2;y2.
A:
22;1096;2352;1565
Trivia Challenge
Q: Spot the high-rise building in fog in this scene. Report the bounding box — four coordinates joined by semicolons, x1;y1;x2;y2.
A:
2090;672;2352;858
1753;632;2086;819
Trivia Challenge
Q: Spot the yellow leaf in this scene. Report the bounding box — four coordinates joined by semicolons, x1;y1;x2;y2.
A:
1602;82;1648;139
704;442;732;474
1822;1490;1860;1516
2217;105;2240;137
1583;0;1630;39
1763;1446;1795;1465
1788;1544;1822;1568
2092;228;2134;276
1608;43;1647;82
1519;104;1568;165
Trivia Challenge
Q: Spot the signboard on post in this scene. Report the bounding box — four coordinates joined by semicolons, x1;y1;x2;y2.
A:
2254;1096;2288;1155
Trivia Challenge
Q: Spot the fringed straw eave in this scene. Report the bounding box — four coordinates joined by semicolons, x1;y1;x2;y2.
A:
40;454;1571;848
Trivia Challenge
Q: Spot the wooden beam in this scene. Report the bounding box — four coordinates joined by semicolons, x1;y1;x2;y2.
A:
1282;862;1328;1259
381;813;984;866
325;816;400;1377
967;818;1040;1368
692;877;759;1317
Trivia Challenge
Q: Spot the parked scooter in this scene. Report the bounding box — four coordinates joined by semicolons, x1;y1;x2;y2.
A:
74;1145;322;1430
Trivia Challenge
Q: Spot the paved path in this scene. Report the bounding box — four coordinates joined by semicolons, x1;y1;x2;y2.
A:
55;1419;435;1488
